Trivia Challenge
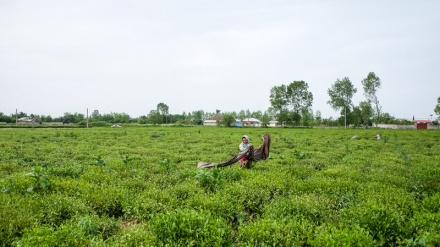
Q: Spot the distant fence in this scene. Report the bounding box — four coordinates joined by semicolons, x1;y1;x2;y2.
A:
376;124;415;129
377;124;439;130
42;122;65;126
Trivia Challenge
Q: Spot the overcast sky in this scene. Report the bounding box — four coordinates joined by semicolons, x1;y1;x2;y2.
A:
1;0;439;119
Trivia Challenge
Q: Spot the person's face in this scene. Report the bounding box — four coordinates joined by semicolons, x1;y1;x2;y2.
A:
242;137;248;143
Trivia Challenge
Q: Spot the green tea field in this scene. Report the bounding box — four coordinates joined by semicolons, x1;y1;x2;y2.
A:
1;127;439;246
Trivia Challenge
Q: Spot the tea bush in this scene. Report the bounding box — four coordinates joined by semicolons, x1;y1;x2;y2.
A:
147;209;233;246
310;223;376;246
16;215;120;246
0;127;439;245
236;217;314;246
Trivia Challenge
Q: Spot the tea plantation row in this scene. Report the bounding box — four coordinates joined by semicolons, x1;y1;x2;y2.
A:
0;127;439;246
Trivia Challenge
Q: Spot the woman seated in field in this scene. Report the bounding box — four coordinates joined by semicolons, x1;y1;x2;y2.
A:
239;135;251;168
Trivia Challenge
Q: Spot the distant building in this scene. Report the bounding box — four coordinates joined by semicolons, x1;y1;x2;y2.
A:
269;120;283;127
203;115;222;126
413;119;434;129
236;118;261;127
17;117;36;124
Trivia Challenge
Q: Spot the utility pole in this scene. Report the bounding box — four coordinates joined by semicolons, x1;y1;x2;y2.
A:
86;108;89;128
15;109;17;126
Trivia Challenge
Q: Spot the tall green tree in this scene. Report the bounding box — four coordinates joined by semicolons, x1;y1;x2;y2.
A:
269;84;289;125
435;97;440;119
157;103;169;124
63;112;84;124
221;113;236;127
261;111;270;127
327;77;357;129
269;81;313;126
287;81;313;114
113;112;131;123
361;72;382;125
0;112;13;123
245;109;252;119
191;110;205;125
348;107;361;127
136;115;148;124
40;115;53;123
251;110;263;120
300;109;313;127
359;101;373;127
92;110;100;119
147;110;162;125
314;110;322;126
238;110;246;124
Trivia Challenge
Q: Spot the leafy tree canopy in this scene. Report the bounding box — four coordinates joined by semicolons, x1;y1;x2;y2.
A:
270;81;313;126
361;72;382;124
327;77;357;128
435;96;440;117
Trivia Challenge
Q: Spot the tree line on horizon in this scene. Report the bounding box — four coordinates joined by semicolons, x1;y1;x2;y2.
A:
1;72;439;127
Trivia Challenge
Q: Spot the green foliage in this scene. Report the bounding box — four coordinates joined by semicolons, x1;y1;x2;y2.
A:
194;167;225;192
92;121;109;127
148;209;233;246
121;155;131;165
237;218;314;246
159;158;175;171
151;132;160;138
26;166;51;192
94;155;105;166
221;113;236;127
15;215;120;246
327;77;357;128
269;81;313;126
311;223;376;246
50;166;84;178
435;96;440;117
293;149;308;159
361;72;382;125
0;127;439;245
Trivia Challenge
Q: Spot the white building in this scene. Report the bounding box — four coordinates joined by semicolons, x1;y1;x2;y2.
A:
236;118;261;127
203;119;218;126
269;120;283;127
203;115;222;126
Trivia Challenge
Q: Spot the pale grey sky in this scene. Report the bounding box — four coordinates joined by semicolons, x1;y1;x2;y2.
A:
1;0;439;119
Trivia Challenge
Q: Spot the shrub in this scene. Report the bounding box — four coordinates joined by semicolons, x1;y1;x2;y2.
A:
159;158;175;171
26;166;51;192
343;204;408;245
48;165;84;178
403;211;440;246
194;167;225;192
148;209;233;246
37;194;92;226
107;222;155;246
262;194;331;225
310;223;376;246
0;194;39;246
91;121;109;127
15;215;120;246
93;155;106;166
1;127;439;245
421;192;440;213
236;218;313;246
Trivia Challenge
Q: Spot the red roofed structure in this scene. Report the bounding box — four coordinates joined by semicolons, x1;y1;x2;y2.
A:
413;119;432;129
